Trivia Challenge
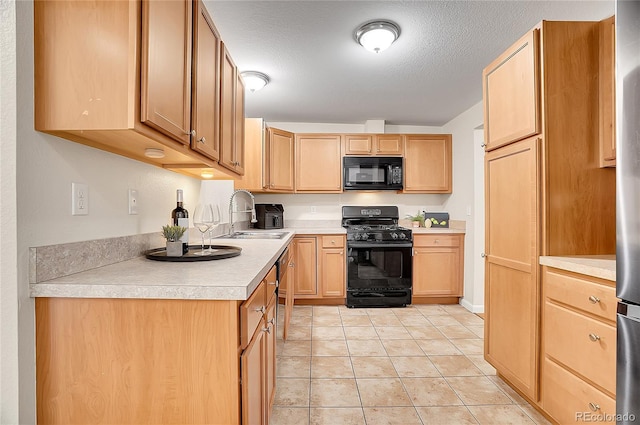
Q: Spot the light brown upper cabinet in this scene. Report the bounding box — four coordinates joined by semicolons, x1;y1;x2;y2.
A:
191;1;221;161
343;134;404;156
599;16;616;167
295;134;342;193
219;44;245;175
235;120;294;193
483;30;541;151
34;0;242;180
403;135;452;193
267;127;295;191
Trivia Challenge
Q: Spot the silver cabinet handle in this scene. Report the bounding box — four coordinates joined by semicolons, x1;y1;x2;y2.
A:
331;240;336;244
588;402;600;412
481;143;487;147
268;318;276;325
255;306;266;314
588;333;601;342
198;137;206;144
481;253;486;258
262;326;271;334
588;295;601;304
187;129;196;136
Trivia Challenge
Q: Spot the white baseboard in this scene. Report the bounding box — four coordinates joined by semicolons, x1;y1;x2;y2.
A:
460;298;484;314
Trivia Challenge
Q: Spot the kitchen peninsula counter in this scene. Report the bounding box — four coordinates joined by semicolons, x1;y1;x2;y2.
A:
30;232;294;300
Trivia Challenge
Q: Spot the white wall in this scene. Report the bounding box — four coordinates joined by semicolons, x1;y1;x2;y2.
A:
13;2;201;422
1;0;19;423
442;102;484;312
472;128;486;311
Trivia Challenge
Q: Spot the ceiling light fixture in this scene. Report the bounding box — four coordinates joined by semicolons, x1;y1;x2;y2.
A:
354;20;401;53
240;71;270;92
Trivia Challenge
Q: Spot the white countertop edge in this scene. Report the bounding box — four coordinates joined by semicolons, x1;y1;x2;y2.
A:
539;255;616;282
29;284;251;301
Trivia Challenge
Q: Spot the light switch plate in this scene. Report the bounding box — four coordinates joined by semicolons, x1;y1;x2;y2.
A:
72;183;89;215
128;189;138;215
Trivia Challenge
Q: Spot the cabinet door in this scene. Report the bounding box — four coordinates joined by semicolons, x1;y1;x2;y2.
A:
319;248;346;298
264;297;277;416
599;16;616;167
344;135;373;155
295;135;342;192
483;29;540;150
219;43;237;173
191;1;220;160
241;324;266;425
281;253;295;340
293;237;318;296
268;128;295;191
404;135;452;193
234;72;245;175
413;237;462;297
484;136;540;401
141;0;192;145
375;135;404;155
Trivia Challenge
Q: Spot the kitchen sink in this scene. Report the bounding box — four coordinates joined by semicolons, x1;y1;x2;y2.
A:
225;231;288;240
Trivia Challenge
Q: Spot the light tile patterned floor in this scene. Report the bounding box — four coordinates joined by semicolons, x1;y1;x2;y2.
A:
272;304;551;425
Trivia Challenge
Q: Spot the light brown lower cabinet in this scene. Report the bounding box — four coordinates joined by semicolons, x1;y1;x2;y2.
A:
541;266;617;424
280;235;346;303
35;265;278;425
412;233;464;304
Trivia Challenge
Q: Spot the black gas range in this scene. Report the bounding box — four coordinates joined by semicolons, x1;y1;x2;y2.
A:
342;206;413;308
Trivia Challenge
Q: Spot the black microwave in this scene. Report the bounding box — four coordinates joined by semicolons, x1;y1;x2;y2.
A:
343;156;403;190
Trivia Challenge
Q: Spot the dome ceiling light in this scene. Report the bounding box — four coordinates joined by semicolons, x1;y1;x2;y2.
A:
355;20;401;53
240;71;270;92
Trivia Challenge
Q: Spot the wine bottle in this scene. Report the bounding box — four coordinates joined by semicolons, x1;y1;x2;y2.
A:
171;189;189;254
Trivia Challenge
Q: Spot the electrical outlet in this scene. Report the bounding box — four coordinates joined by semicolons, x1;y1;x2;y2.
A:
311;206;317;214
71;183;89;215
128;189;138;215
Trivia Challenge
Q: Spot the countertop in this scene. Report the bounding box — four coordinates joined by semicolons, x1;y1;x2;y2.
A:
539;255;616;282
30;231;295;301
29;225;467;301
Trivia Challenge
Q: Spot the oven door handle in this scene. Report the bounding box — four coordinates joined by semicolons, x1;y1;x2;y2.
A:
347;242;413;249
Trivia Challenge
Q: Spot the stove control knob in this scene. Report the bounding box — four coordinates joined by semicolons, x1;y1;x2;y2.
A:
354;233;361;240
399;233;407;239
391;232;399;239
361;233;369;240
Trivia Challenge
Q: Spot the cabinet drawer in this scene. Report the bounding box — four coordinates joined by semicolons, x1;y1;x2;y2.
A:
264;266;277;305
545;268;617;322
240;281;266;350
413;234;460;248
543;358;615;424
545;302;616;394
321;235;344;248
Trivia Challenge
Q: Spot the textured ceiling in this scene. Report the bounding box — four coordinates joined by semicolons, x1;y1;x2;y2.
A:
204;1;614;126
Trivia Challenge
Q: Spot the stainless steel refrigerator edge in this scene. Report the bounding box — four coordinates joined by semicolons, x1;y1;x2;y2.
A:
616;0;640;423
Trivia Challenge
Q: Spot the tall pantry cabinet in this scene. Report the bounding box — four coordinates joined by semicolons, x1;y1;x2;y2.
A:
483;21;616;404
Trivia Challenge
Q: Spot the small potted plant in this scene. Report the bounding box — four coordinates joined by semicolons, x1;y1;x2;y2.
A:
405;211;426;228
162;225;187;257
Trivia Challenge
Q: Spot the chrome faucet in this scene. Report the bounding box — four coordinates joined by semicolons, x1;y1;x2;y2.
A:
228;189;257;234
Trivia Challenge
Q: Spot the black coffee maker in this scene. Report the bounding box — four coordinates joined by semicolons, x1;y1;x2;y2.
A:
254;204;284;229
